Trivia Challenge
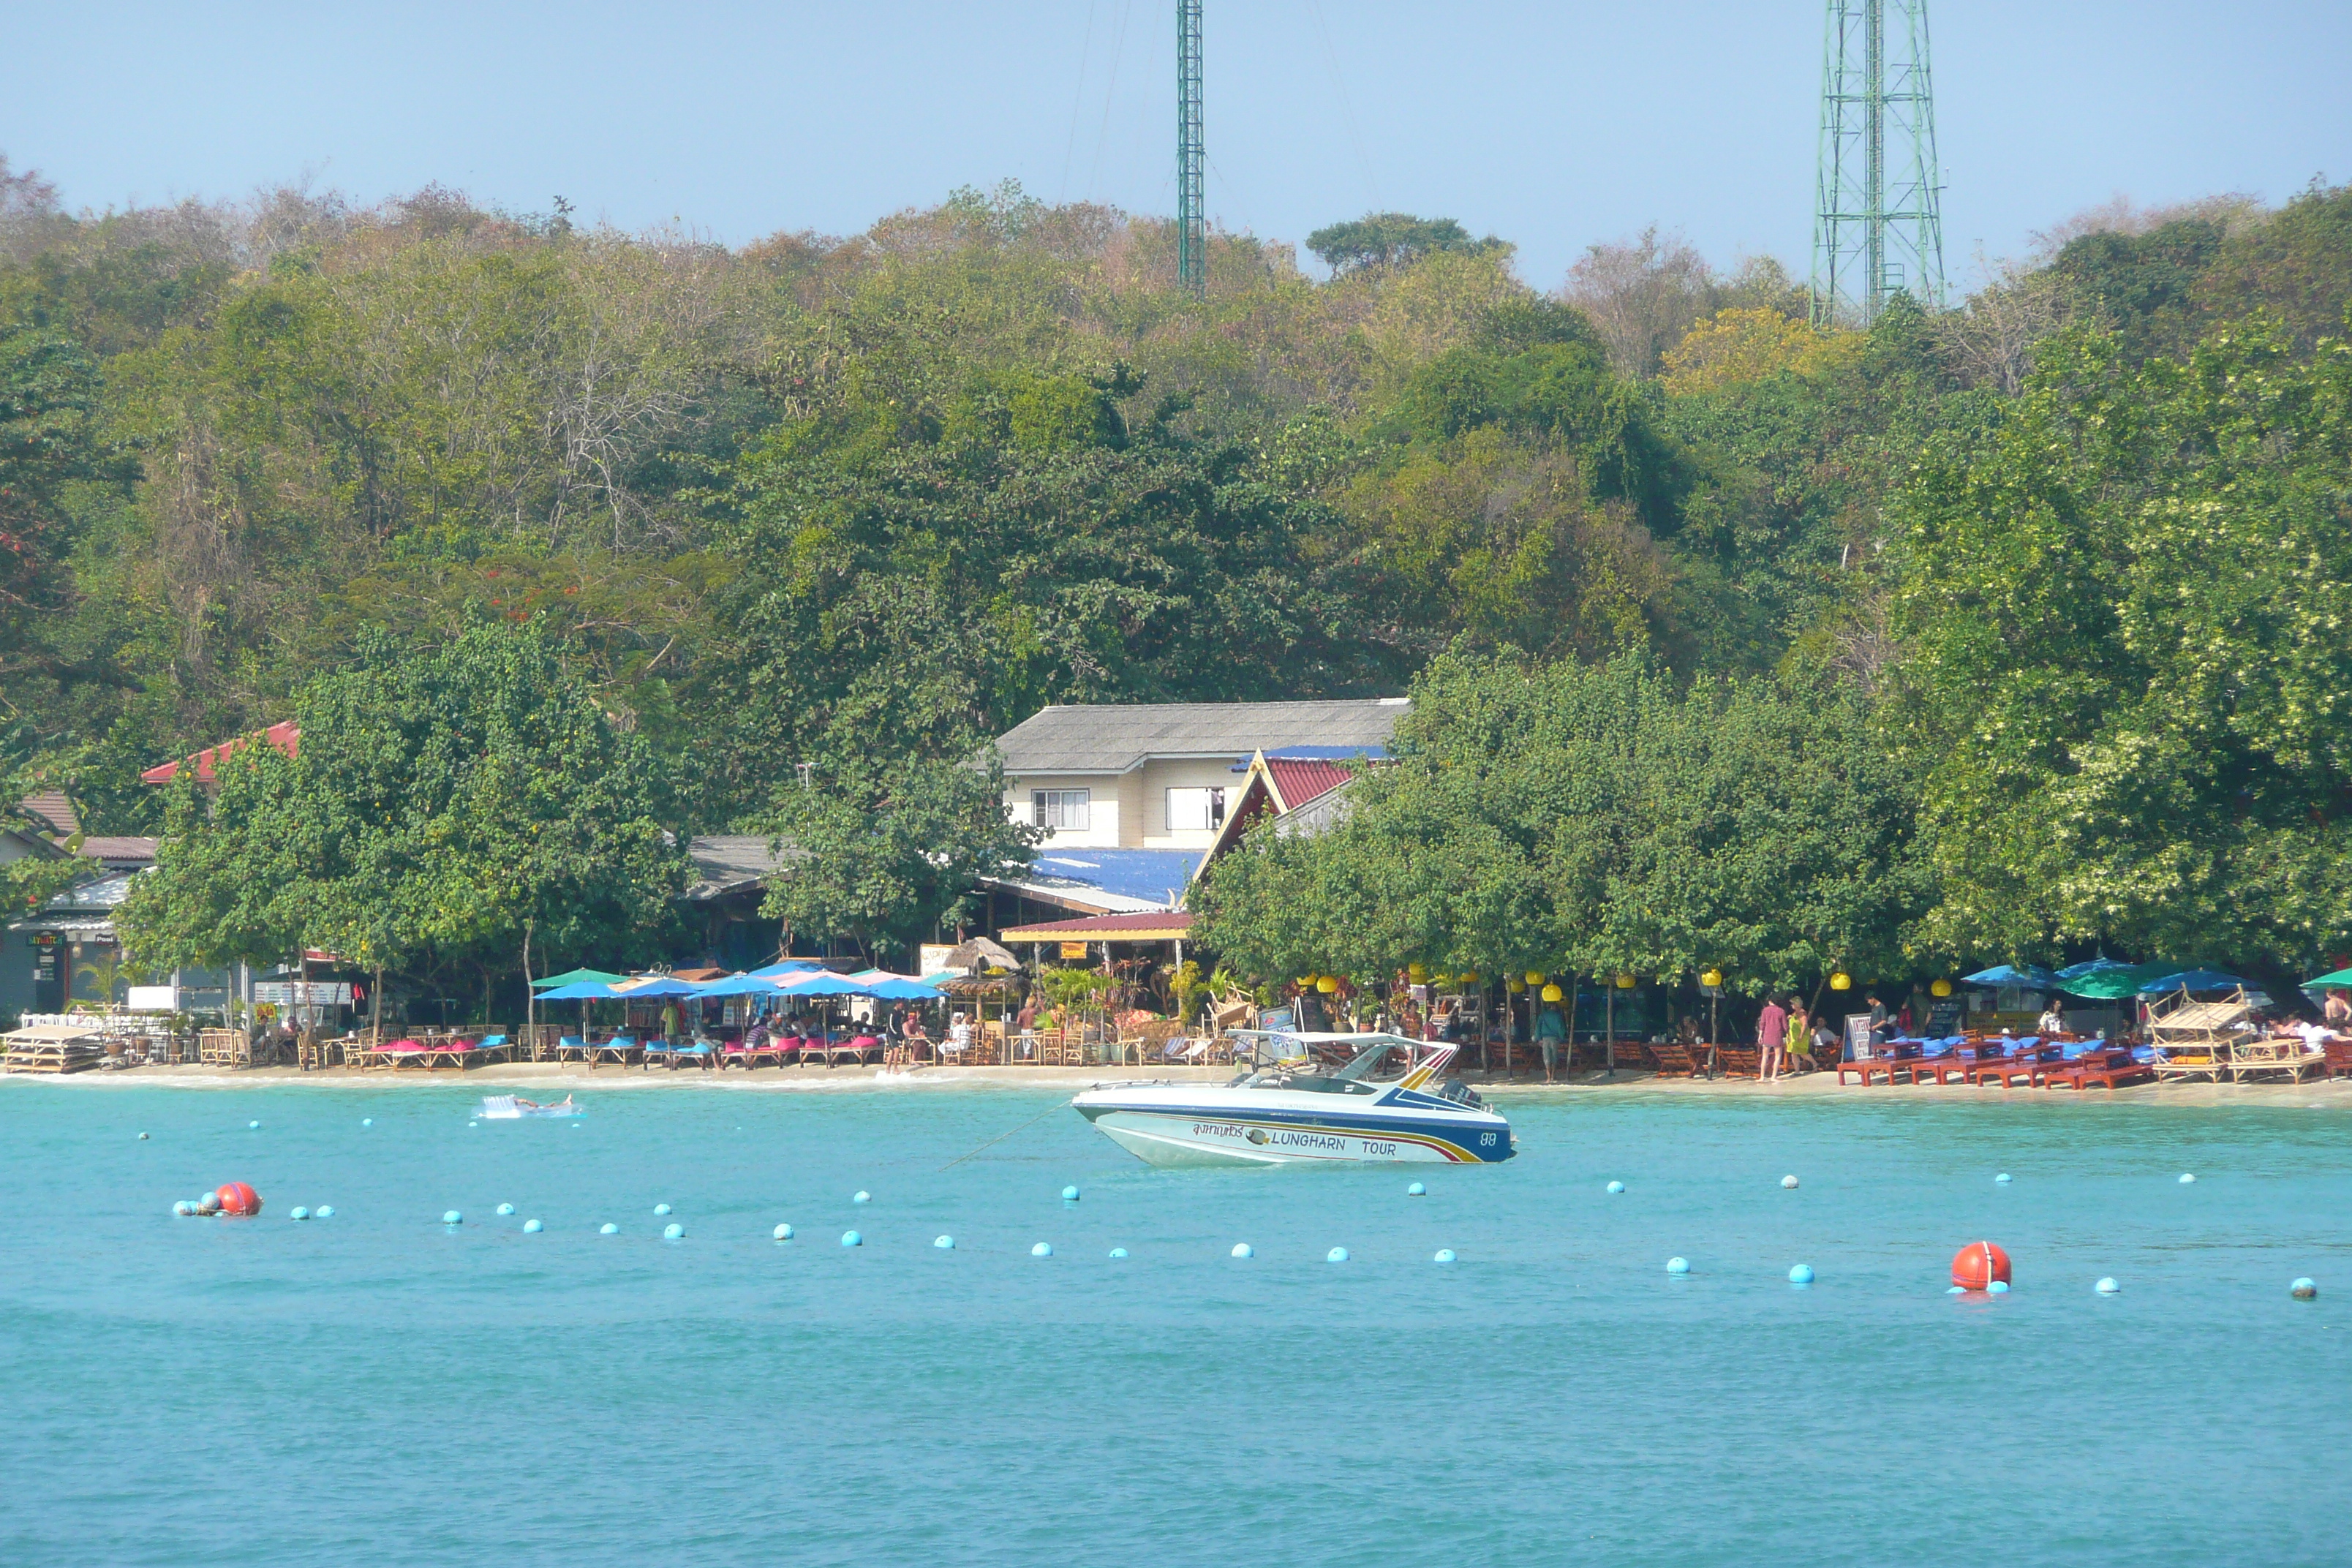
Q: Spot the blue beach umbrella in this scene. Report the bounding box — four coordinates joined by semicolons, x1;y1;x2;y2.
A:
614;976;704;998
2138;969;2248;995
695;972;792;998
2055;957;2134;981
750;959;826;979
774;971;875;997
1962;964;2060;990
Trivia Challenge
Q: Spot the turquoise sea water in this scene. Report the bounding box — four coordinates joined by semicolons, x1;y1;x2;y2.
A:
4;1081;2348;1567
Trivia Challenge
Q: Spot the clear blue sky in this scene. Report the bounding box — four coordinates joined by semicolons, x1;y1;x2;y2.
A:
4;1;2345;287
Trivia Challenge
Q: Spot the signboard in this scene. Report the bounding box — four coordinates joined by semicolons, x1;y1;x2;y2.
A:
1060;941;1090;960
253;981;353;1007
919;943;956;976
126;985;181;1012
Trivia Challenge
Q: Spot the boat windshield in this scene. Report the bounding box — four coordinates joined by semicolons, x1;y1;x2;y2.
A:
1229;1036;1417;1093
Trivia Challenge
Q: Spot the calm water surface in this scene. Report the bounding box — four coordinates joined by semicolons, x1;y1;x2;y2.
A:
4;1080;2347;1566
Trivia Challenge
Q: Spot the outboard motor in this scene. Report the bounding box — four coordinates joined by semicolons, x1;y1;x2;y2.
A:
1440;1079;1481;1106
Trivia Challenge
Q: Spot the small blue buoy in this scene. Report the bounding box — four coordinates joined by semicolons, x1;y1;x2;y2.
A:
840;1229;862;1248
1996;1173;2013;1184
523;1218;543;1233
496;1202;515;1217
1606;1180;1625;1194
314;1205;333;1219
773;1224;794;1241
468;1120;478;1128
1666;1256;1689;1275
290;1206;310;1221
853;1191;871;1205
361;1117;373;1128
2095;1277;2119;1294
1230;1243;1254;1259
137;1132;149;1141
442;1210;462;1226
1782;1175;1800;1189
2179;1173;2196;1184
1788;1263;1815;1285
1108;1247;1128;1259
1948;1286;1966;1294
935;1235;955;1249
248;1120;260;1130
198;1191;220;1214
173;1200;195;1217
1433;1248;1458;1264
1406;1181;1426;1196
1031;1242;1053;1257
600;1222;619;1235
1060;1185;1080;1202
663;1222;684;1240
1988;1280;2010;1294
653;1203;671;1216
1327;1246;1349;1263
2292;1277;2318;1300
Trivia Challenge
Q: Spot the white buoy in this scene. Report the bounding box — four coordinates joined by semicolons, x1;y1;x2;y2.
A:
290;1206;311;1221
1996;1173;2013;1184
442;1210;462;1226
1788;1263;1815;1285
2179;1173;2196;1184
1666;1256;1690;1275
173;1200;195;1217
314;1205;333;1219
138;1132;149;1141
2095;1277;2119;1294
1407;1181;1427;1196
1327;1247;1349;1263
654;1203;671;1216
1108;1247;1128;1259
935;1235;955;1249
840;1229;862;1247
1030;1242;1053;1257
1230;1242;1254;1259
853;1191;871;1205
2292;1277;2318;1300
1781;1175;1800;1189
663;1222;684;1240
249;1120;260;1130
1060;1185;1080;1202
773;1224;794;1241
362;1117;373;1128
1606;1180;1626;1194
600;1222;619;1235
469;1120;478;1128
1433;1248;1458;1264
523;1218;543;1233
496;1202;515;1216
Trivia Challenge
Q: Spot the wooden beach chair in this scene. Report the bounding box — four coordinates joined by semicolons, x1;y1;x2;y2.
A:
1714;1045;1762;1078
1648;1040;1703;1078
591;1034;641;1069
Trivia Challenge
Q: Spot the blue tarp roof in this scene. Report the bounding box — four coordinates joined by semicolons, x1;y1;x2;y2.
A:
1019;849;1202;907
1228;745;1387;769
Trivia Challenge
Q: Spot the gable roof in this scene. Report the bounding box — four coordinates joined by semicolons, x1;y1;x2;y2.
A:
682;834;802;901
140;720;301;785
994;699;1406;775
18;790;77;837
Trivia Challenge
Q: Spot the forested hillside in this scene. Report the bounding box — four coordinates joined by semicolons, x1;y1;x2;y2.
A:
4;155;2348;976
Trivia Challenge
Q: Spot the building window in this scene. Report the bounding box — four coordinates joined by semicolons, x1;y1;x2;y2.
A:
1032;788;1090;830
1166;786;1226;832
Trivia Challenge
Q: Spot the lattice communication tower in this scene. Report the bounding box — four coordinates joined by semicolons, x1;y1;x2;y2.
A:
1177;1;1205;290
1811;0;1945;326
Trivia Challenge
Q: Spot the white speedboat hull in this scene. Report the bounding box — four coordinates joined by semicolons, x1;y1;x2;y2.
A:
1090;1108;1486;1167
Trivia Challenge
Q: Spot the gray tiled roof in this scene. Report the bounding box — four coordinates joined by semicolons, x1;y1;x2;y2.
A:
994;699;1408;775
682;834;802;901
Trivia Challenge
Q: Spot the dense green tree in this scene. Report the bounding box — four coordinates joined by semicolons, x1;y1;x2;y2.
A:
1306;214;1501;276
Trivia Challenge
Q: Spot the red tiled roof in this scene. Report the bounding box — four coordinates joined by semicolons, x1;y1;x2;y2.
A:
140;720;301;785
1266;757;1352;813
999;911;1196;941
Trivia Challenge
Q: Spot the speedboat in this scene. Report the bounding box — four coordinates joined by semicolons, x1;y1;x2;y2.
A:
1072;1032;1512;1168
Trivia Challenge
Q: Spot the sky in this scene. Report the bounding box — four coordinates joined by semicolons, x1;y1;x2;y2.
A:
4;1;2346;289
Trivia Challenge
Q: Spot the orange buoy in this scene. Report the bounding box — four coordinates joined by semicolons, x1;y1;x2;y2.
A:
1951;1240;2010;1290
216;1181;262;1217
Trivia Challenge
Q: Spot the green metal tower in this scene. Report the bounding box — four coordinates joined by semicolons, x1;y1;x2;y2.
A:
1811;0;1944;326
1176;0;1205;290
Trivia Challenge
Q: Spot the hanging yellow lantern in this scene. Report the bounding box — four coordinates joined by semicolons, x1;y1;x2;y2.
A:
1615;973;1636;990
1506;976;1526;993
1540;983;1564;1002
1524;969;1545;987
1296;976;1317;989
1459;970;1482;985
1316;976;1338;993
1830;972;1852;992
1700;968;1724;989
1931;978;1953;998
1407;963;1427;982
1433;972;1453;985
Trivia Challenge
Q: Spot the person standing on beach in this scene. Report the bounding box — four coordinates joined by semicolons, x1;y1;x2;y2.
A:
1534;1001;1566;1083
1757;994;1787;1081
1781;1000;1809;1079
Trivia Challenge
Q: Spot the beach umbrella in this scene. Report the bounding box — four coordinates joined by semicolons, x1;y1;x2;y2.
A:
774;970;875;996
2300;966;2352;991
696;972;791;998
614;976;704;998
538;980;622;1000
2138;968;2248;995
1961;964;2060;989
866;977;946;1000
2059;964;2171;1000
2055;957;2134;981
532;967;628;990
750;959;826;979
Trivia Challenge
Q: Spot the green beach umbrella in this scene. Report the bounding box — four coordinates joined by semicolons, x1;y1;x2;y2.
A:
532;967;628;990
2301;967;2352;991
2059;962;2173;1000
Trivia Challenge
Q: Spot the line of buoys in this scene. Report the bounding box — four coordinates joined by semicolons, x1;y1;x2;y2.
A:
600;1222;619;1235
2292;1277;2318;1300
1327;1246;1349;1263
496;1202;516;1216
1952;1241;2013;1291
1230;1242;1254;1259
2095;1277;2119;1294
523;1218;543;1233
1108;1247;1128;1259
1407;1181;1426;1196
663;1222;684;1240
1433;1248;1458;1264
935;1235;955;1249
773;1224;794;1240
442;1210;462;1226
840;1229;862;1247
853;1191;871;1205
1788;1264;1815;1285
1666;1256;1690;1275
653;1202;671;1216
1781;1175;1800;1189
290;1206;311;1221
1060;1185;1080;1202
1031;1242;1053;1256
1606;1180;1626;1194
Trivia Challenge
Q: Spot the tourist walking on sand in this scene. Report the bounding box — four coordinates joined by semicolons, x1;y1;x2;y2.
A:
1757;994;1788;1081
1534;1000;1566;1083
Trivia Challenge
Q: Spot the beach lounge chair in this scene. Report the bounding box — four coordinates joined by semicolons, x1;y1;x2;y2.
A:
591;1034;640;1069
553;1034;592;1063
1714;1045;1762;1078
827;1033;884;1067
375;1037;429;1070
671;1037;720;1071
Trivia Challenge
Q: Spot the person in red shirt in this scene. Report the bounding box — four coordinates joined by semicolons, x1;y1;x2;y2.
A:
1757;995;1788;1082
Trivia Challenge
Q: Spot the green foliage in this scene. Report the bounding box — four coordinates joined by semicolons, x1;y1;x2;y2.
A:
1306;214;1502;276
